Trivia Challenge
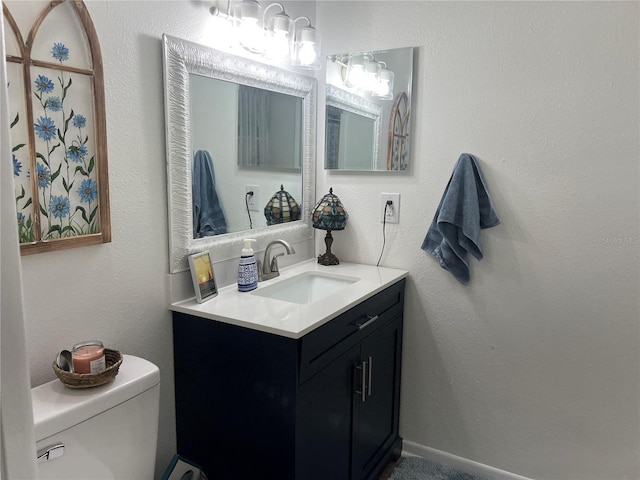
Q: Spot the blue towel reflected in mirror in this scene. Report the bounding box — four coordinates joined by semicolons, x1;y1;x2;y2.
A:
192;150;227;238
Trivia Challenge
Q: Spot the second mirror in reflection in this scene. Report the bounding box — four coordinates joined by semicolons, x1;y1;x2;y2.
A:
325;47;414;171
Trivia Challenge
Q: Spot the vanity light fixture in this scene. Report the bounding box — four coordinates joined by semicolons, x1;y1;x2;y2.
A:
372;61;395;100
209;1;321;70
333;54;395;99
311;188;348;266
233;0;264;53
363;58;381;92
263;3;294;60
292;16;321;70
344;53;368;89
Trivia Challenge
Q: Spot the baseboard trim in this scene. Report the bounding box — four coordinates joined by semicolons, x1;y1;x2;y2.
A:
401;440;533;480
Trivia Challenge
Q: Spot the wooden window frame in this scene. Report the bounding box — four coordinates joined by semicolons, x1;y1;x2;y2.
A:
4;0;110;255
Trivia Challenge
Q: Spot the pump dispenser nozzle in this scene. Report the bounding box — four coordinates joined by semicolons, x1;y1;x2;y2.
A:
242;238;256;255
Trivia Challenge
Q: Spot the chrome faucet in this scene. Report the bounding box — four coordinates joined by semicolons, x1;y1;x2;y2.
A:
258;239;296;281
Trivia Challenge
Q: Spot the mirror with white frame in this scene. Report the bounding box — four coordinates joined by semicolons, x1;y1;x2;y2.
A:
163;34;316;273
325;47;414;171
325;84;382;170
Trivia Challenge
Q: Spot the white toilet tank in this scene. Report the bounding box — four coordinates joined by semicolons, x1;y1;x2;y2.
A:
32;354;160;480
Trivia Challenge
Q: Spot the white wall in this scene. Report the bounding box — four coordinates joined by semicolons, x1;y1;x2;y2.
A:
11;1;638;479
316;2;639;479
13;0;315;477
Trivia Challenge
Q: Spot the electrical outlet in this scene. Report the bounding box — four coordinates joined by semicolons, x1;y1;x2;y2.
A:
380;193;400;223
245;185;259;212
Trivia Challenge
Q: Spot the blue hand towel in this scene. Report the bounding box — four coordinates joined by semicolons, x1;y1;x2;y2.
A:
192;150;228;237
421;153;500;285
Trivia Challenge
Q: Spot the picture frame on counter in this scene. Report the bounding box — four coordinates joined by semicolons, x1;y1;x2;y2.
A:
187;251;218;303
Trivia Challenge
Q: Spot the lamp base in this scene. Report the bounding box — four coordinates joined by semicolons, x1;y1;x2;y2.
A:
317;230;339;265
317;251;340;266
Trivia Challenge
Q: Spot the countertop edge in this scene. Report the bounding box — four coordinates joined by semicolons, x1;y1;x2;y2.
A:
169;261;408;339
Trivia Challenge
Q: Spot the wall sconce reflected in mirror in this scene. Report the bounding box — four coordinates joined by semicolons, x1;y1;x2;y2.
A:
210;0;321;70
332;54;395;99
373;63;394;100
311;188;348;265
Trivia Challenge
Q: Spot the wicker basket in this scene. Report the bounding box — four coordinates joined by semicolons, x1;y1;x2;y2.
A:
52;348;123;389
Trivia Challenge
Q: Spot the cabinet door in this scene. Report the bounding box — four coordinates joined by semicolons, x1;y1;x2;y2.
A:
352;315;403;480
297;346;361;480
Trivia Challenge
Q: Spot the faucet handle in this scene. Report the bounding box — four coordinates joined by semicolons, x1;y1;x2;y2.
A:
270;253;284;273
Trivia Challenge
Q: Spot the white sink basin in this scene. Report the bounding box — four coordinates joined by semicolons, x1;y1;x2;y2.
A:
252;271;360;304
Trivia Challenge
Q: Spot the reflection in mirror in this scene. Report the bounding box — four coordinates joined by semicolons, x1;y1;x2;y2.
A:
325;47;414;171
163;34;316;273
325;85;381;170
190;75;303;237
235;86;303;169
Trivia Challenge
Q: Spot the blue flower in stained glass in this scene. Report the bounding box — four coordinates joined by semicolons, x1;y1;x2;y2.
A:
45;97;62;112
67;144;88;163
34;117;57;141
34;75;54;94
73;114;87;129
36;163;51;188
13;155;22;177
78;178;98;203
49;195;70;219
51;43;69;62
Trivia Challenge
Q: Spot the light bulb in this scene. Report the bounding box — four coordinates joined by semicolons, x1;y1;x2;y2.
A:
363;61;381;93
297;41;317;66
293;23;320;69
265;11;293;61
234;0;265;54
238;18;265;53
372;67;394;100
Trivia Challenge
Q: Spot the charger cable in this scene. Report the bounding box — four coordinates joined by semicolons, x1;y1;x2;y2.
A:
245;191;254;229
376;201;392;266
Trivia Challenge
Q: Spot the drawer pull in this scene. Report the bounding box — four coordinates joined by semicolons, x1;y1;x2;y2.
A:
355;361;367;402
367;356;373;396
355;315;379;330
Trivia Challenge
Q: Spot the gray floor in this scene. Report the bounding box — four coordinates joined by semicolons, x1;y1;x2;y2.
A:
379;458;404;479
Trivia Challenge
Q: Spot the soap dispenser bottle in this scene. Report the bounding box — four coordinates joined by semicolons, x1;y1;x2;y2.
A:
237;239;258;292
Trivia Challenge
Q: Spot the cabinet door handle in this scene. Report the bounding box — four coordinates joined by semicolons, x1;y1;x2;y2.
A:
355;361;367;402
367;356;373;397
354;315;379;330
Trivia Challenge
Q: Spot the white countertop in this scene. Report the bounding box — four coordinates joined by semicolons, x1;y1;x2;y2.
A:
170;260;408;339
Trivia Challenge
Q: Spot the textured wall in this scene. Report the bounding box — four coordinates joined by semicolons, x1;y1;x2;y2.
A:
13;0;314;477
13;1;639;479
315;2;639;479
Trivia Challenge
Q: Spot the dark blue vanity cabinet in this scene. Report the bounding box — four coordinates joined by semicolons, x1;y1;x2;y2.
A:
172;278;405;480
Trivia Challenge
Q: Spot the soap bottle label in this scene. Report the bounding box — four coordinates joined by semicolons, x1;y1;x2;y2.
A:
237;256;258;292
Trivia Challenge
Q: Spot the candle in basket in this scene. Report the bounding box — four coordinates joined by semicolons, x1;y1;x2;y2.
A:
72;341;106;374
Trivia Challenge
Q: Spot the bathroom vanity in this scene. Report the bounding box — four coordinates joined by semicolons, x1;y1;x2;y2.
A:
171;261;407;480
